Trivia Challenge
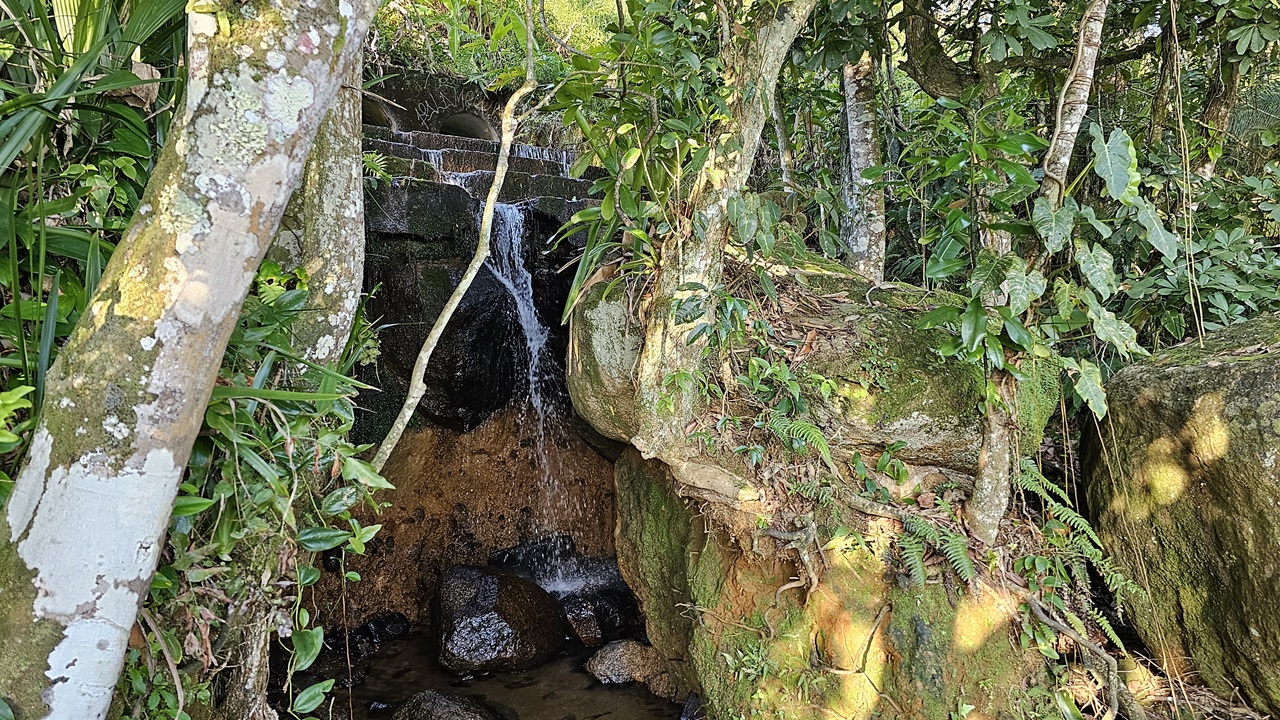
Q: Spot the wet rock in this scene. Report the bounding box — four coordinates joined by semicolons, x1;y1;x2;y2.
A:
364;612;411;644
438;565;567;673
585;640;678;699
391;689;502;720
561;595;603;647
681;694;706;720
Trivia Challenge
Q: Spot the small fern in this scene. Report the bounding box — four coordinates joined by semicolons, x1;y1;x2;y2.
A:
939;531;976;584
764;410;837;474
1089;607;1126;652
899;532;928;587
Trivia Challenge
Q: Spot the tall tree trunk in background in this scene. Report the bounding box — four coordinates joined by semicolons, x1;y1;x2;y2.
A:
198;55;368;720
1148;24;1177;141
839;54;886;280
968;0;1110;547
1197;43;1241;178
770;85;795;192
632;0;819;482
0;3;374;718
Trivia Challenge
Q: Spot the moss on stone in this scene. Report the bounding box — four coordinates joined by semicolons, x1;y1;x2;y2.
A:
568;282;642;442
1084;312;1280;717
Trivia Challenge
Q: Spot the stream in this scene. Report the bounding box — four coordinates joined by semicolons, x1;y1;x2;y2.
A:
343;632;678;720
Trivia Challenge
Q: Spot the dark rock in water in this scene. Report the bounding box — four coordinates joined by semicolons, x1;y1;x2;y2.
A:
681;694;705;720
438;565;566;673
364;612;411;644
391;689;502;720
585;639;678;699
561;594;603;647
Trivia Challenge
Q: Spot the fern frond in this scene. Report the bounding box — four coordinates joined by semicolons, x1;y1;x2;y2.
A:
765;411;837;474
903;515;941;544
899;532;927;587
940;531;976;584
1063;608;1089;640
1089;608;1126;652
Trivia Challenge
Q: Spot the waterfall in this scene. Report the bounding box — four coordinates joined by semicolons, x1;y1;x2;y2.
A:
486;203;554;427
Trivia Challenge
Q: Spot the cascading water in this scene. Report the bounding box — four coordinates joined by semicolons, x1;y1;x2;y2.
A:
486;203;555;460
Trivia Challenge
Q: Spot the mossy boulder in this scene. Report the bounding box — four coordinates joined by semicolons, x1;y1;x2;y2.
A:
1082;312;1280;717
569;269;989;487
567;280;643;443
614;448;1041;719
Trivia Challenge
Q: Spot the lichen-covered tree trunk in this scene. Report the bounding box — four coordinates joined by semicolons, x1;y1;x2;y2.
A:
197;54;369;720
1040;0;1110;207
632;0;818;483
838;53;886;280
967;0;1111;547
0;4;375;718
277;56;367;362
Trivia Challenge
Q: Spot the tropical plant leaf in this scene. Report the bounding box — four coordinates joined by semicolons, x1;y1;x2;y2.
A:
1074;240;1117;299
1134;197;1179;259
1089;124;1139;205
1062;357;1107;418
1032;196;1074;253
1005;258;1047;315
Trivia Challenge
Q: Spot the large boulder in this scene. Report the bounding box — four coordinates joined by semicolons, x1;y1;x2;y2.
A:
438;565;567;673
567;270;988;498
391;689;502;720
611;448;1040;719
1083;313;1280;716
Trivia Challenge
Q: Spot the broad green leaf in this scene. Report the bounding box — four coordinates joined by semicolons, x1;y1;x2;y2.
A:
1063;357;1107;418
960;298;987;357
1005;259;1047;315
297;527;350;552
341;457;395;490
1074;240;1117;299
297;566;321;587
1076;205;1112;238
1031;197;1073;253
292;627;324;672
0;697;15;720
1134;198;1179;259
172;496;216;516
321;486;362;516
1085;295;1143;358
292;679;333;714
1089;124;1139;205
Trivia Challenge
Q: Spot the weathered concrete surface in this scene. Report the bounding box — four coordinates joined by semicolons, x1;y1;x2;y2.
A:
1083;313;1280;717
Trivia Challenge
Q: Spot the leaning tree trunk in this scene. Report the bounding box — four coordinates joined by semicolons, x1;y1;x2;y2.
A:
0;3;375;718
632;0;819;481
1040;0;1111;208
838;53;886;280
196;54;369;720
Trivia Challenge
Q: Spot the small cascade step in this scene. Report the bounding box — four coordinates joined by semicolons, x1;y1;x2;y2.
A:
364;138;570;178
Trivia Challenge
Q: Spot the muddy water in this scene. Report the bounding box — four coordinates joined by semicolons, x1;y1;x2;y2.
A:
343;633;679;720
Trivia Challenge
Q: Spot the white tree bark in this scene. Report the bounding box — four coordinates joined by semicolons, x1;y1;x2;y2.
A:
0;3;375;717
838;53;886;280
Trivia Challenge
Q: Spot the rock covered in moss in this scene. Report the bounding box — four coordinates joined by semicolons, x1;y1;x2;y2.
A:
612;447;1040;719
437;565;566;673
567;279;643;443
1083;313;1280;717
